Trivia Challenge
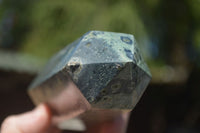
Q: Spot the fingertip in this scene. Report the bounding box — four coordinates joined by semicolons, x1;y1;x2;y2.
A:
1;115;20;133
1;104;53;133
35;104;52;125
20;103;52;133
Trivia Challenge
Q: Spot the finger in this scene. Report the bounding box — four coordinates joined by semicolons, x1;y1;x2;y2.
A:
87;112;130;133
1;104;59;133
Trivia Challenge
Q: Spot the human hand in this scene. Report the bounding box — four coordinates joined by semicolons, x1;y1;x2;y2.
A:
1;104;60;133
1;104;129;133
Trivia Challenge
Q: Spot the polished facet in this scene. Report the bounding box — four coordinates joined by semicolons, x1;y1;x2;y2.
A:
29;31;151;111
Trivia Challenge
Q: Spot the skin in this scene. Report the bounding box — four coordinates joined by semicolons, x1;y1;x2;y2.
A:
0;104;129;133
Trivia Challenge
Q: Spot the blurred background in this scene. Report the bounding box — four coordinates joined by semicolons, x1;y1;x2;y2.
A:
0;0;199;133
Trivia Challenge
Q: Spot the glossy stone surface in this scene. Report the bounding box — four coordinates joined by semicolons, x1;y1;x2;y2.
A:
29;31;151;110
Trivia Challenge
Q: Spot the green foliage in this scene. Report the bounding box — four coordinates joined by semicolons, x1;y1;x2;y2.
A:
187;0;200;21
20;0;148;59
2;0;199;66
0;0;33;48
187;0;200;49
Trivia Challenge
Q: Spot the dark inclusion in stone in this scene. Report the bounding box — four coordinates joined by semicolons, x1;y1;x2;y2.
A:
124;48;133;60
29;31;152;110
120;36;133;44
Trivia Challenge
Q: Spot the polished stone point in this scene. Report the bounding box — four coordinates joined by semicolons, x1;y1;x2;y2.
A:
29;31;151;110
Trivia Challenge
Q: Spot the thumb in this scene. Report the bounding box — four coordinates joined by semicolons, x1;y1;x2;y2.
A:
1;104;56;133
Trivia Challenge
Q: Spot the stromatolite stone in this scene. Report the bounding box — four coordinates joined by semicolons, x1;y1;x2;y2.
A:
29;31;151;110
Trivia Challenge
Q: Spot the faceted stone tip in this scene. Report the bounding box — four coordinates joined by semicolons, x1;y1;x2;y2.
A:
28;31;151;110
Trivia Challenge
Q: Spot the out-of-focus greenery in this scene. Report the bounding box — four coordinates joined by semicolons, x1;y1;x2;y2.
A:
0;0;33;48
0;0;200;69
1;0;149;59
187;0;200;49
